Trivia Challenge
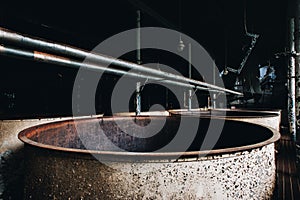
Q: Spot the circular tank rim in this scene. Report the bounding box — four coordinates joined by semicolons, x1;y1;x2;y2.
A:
18;116;280;159
213;108;281;115
168;108;280;118
113;111;170;117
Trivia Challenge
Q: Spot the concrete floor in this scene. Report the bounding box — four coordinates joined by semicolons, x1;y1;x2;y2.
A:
273;128;300;200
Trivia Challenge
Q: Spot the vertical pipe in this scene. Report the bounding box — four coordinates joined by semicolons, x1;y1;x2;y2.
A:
136;82;141;115
165;88;169;109
289;18;297;141
136;10;141;115
183;91;187;108
188;90;192;110
212;62;217;109
188;43;192;110
295;0;300;141
207;96;211;109
137;10;141;65
188;43;192;79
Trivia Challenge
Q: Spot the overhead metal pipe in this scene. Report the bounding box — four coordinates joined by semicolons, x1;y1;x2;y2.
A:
0;27;242;95
0;44;228;94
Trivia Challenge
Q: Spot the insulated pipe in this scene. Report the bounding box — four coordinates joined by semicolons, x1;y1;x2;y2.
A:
0;45;225;93
0;27;242;95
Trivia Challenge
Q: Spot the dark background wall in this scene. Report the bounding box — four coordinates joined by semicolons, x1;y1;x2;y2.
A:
0;0;290;117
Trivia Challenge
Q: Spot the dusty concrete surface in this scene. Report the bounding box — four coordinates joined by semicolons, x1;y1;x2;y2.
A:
22;143;277;199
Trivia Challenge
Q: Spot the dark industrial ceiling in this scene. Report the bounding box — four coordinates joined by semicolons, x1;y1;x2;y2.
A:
0;0;290;116
0;0;288;64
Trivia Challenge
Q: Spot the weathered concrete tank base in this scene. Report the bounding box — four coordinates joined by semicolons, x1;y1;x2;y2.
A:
19;116;280;199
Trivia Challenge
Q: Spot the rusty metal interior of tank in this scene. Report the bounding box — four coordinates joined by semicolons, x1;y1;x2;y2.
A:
18;116;280;199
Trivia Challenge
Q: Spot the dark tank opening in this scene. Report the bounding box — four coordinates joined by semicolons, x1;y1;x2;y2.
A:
19;116;275;154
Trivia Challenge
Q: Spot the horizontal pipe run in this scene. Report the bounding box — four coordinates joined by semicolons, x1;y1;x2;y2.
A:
0;27;242;95
0;45;228;93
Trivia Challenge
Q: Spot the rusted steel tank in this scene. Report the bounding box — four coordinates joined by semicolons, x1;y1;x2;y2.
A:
19;116;280;199
168;108;281;131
